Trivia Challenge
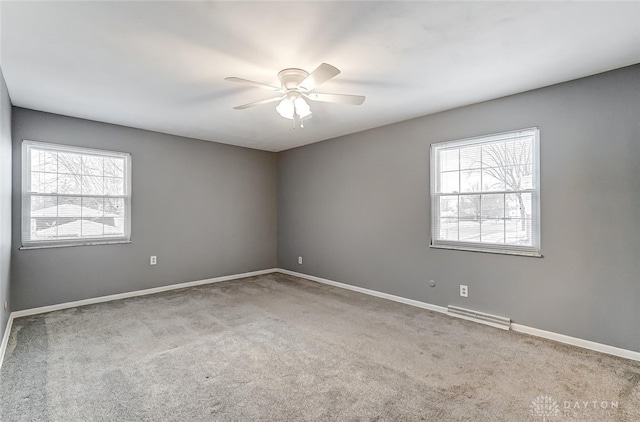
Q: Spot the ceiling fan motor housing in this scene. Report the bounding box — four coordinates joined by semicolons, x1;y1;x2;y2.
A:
278;68;309;91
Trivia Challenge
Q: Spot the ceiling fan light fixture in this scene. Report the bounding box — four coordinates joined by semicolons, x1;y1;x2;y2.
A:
294;97;312;119
277;97;312;120
276;98;295;119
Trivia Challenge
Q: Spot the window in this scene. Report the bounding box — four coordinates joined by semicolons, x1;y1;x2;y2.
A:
22;141;131;248
430;128;540;256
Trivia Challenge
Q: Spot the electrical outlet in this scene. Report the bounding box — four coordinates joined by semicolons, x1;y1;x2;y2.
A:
150;256;157;265
460;285;468;297
298;256;303;265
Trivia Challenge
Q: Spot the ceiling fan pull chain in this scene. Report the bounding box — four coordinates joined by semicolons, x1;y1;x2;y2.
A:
293;103;297;129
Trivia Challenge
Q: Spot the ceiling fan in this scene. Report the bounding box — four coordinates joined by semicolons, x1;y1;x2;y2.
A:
225;63;365;128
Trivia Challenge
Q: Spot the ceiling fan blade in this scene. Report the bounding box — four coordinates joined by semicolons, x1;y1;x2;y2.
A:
298;63;340;91
233;96;283;110
225;77;282;92
305;92;365;105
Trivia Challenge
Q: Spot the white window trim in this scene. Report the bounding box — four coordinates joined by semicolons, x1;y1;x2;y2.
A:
429;128;541;257
21;140;132;249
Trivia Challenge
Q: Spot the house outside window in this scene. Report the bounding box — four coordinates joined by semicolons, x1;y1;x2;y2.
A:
21;140;131;248
430;128;540;256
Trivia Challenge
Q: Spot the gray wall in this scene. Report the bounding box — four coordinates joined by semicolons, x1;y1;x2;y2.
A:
0;68;11;339
12;108;277;310
278;65;640;352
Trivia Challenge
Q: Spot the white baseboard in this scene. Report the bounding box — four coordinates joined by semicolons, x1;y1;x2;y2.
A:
277;269;448;314
510;323;640;362
2;267;638;370
0;268;277;369
10;268;277;319
278;269;640;362
0;313;15;371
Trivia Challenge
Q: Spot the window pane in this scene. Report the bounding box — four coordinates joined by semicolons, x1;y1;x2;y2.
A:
460;145;481;170
58;197;82;217
30;196;57;240
104;198;125;216
503;165;533;190
438;149;459;172
81;219;104;237
105;157;125;178
82;156;103;176
459;220;480;242
459;195;480;220
439;196;458;218
55;217;81;238
439;171;459;193
81;198;104;218
30;150;43;172
506;193;532;219
518;219;533;245
31;219;56;240
104;177;124;196
482;169;506;192
505;219;533;246
82;176;104;195
29;196;44;216
438;218;458;241
30;172;43;193
30;196;57;218
104;218;125;236
505;219;519;244
29;218;40;239
460;170;480;192
506;138;533;166
58;153;82;174
481;219;504;244
519;165;533;190
481;194;504;219
104;198;125;236
34;173;58;194
30;171;58;193
58;174;82;195
481;142;505;168
31;150;57;173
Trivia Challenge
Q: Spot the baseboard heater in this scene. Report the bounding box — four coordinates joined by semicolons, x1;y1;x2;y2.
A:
447;305;511;330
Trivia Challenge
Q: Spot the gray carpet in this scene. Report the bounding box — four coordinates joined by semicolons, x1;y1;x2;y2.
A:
1;273;639;421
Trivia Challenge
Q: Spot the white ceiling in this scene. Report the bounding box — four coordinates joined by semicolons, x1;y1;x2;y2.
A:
1;2;639;152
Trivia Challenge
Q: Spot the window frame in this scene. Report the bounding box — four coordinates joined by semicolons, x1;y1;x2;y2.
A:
429;128;541;257
21;140;132;249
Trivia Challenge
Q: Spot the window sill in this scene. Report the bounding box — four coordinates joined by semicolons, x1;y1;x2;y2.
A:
430;244;542;258
20;240;132;250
